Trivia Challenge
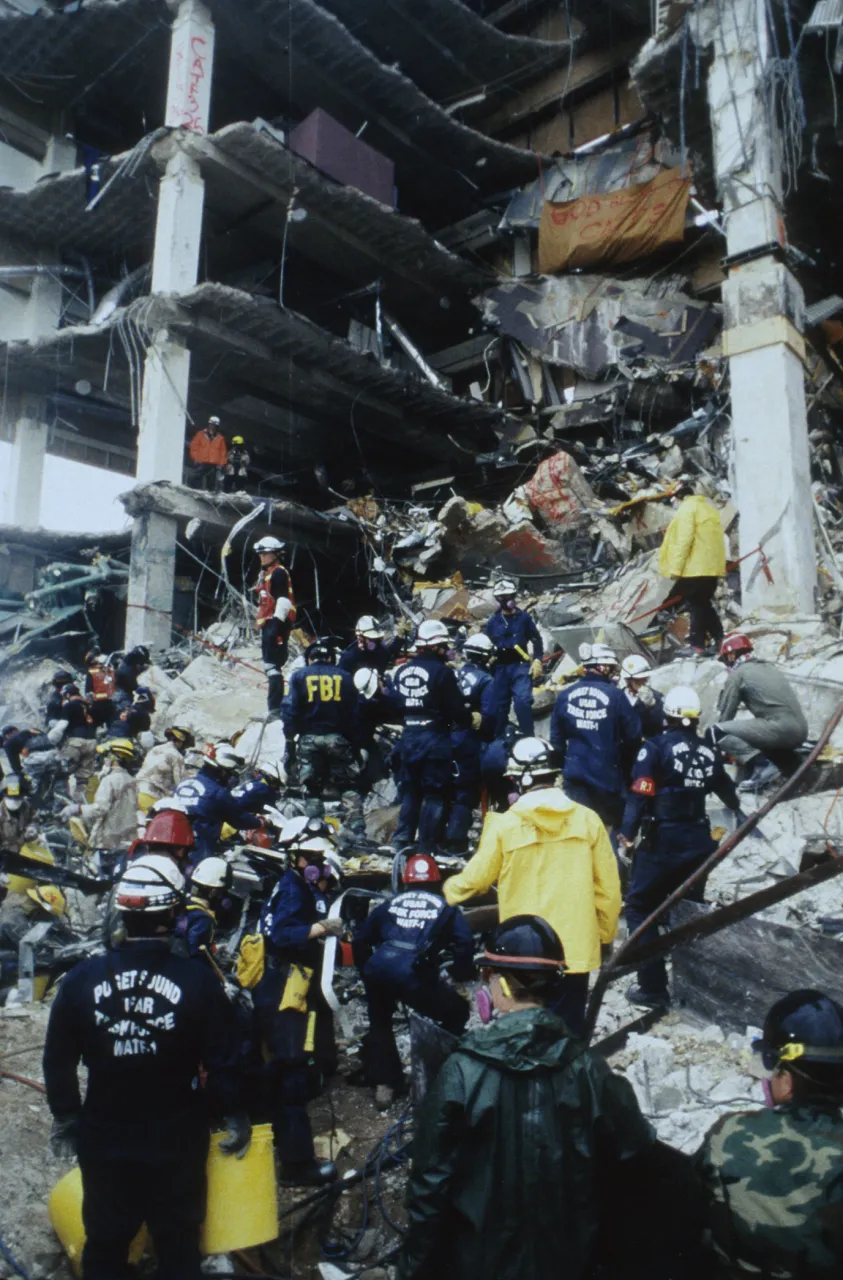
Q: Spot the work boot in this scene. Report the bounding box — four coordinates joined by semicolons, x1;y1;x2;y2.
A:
278;1159;338;1187
738;759;781;794
626;984;670;1010
374;1084;395;1112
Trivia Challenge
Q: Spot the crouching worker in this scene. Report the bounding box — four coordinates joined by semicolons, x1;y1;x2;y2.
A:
397;916;657;1280
43;855;249;1280
697;989;843;1279
353;853;473;1111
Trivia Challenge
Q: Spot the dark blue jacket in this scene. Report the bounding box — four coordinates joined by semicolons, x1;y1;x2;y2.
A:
283;661;359;745
621;727;739;849
42;939;242;1160
353;888;474;983
258;868;323;970
115;657;146;699
106;704;152;740
173;766;260;856
457;662;496;741
338;636;403;676
63;695;95;741
393;655;471;735
485;608;544;664
46;690;67;721
231;776;278;812
183;898;216;958
358;681;404;749
550;675;641;795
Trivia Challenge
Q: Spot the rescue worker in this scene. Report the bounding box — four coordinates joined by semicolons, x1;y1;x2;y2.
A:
172;743;260;861
392;620;469;854
43;855;249;1280
231;759;284;815
445;632;496;853
252;831;342;1185
106;686;155;745
283;638;365;839
60;738;142;853
480;722;522;812
53;684;98;799
550;643;641;837
223;434;250;492
445;737;621;1036
713;632;809;791
621;654;664;739
0;883;68;954
338;615;405;676
0;775;37;855
46;669;76;722
188;414;228;490
353;853;474;1110
114;646;151;708
397;915;656;1280
129;803;197;873
182;856;231;960
136;726;195;812
658;478;726;654
484;577;544;735
83;652;117;727
619;685;740;1009
252;535;295;717
697;989;843;1278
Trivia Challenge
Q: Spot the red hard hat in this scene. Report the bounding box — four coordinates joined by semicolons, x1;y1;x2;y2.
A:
244;828;272;849
719;632;753;659
403;853;442;885
142;808;196;849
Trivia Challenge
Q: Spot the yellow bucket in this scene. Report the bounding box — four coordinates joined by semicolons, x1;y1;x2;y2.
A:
201;1122;278;1255
49;1167;148;1276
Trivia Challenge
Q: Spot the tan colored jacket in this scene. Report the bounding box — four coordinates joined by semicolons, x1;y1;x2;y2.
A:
80;763;139;849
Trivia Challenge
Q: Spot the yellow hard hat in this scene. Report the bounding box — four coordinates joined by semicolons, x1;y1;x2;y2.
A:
232;435;245;446
106;738;139;763
26;884;67;918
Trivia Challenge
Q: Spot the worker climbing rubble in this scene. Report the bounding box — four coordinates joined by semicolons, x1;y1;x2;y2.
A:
171;742;261;861
353;852;474;1110
658;478;727;656
619;684;740;1010
252;535;296;717
484;577;544;735
136;725;196;813
712;632;809;791
60;738;142;858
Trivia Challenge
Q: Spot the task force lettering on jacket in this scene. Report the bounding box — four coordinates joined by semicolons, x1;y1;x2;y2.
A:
395;663;431;710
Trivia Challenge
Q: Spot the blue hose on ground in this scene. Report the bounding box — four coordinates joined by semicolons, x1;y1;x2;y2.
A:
0;1234;31;1280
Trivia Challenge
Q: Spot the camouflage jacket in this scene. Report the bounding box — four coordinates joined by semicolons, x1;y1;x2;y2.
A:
696;1103;843;1277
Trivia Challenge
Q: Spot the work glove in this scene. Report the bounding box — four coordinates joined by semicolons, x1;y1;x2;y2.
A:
59;803;81;820
530;659;544;681
321;917;345;938
255;617;267;630
50;1115;79;1160
395;617;412;637
358;748;369;767
219;1113;252;1159
471;711;483;732
638;685;656;707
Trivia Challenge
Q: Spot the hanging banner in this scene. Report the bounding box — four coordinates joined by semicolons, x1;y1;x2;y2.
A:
538;167;691;274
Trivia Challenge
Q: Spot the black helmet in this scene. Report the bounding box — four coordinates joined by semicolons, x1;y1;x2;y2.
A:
755;990;843;1074
129;645;150;665
481;915;567;974
306;637;336;665
52;670;74;686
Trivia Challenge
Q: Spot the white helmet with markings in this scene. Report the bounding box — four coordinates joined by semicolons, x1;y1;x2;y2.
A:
116;854;185;913
190;856;231;892
354;667;380;701
355;615;384;640
254;536;285;554
621;655;652;682
416;620;450;650
664;685;701;725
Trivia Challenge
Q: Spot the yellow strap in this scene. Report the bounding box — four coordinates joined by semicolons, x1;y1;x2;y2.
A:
304;1010;317;1054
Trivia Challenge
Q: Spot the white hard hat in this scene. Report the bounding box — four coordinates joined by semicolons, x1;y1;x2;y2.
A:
355;615;384;640
463;633;494;658
664;685;701;724
579;642;618;667
208;415;221;425
116;854;185;912
354;667;379;701
254;536;285;553
493;577;517;597
621;655;652;680
506;736;556;783
190;856;230;891
279;815;335;848
416;619;450;649
206;742;244;771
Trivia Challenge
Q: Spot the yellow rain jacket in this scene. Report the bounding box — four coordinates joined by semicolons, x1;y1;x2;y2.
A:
658;495;726;580
443;787;621;973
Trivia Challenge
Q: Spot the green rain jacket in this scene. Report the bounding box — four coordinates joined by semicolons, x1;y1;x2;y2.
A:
397;1008;655;1280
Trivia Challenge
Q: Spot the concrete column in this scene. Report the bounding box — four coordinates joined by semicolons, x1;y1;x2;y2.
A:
127;0;215;650
707;0;816;615
125;512;179;652
7;399;48;529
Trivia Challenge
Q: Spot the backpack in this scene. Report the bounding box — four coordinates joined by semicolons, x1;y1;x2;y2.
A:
90;666;116;700
235;932;266;989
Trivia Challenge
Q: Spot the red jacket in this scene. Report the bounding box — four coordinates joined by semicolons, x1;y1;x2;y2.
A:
189;430;228;466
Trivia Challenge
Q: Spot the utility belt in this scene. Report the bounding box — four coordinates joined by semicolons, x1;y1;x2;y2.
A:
404;716;437;729
378;939;419;954
653;791;707;823
494;650;527;665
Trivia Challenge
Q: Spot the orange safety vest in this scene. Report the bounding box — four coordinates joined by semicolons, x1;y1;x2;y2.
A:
89;666;116;700
254;563;297;625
